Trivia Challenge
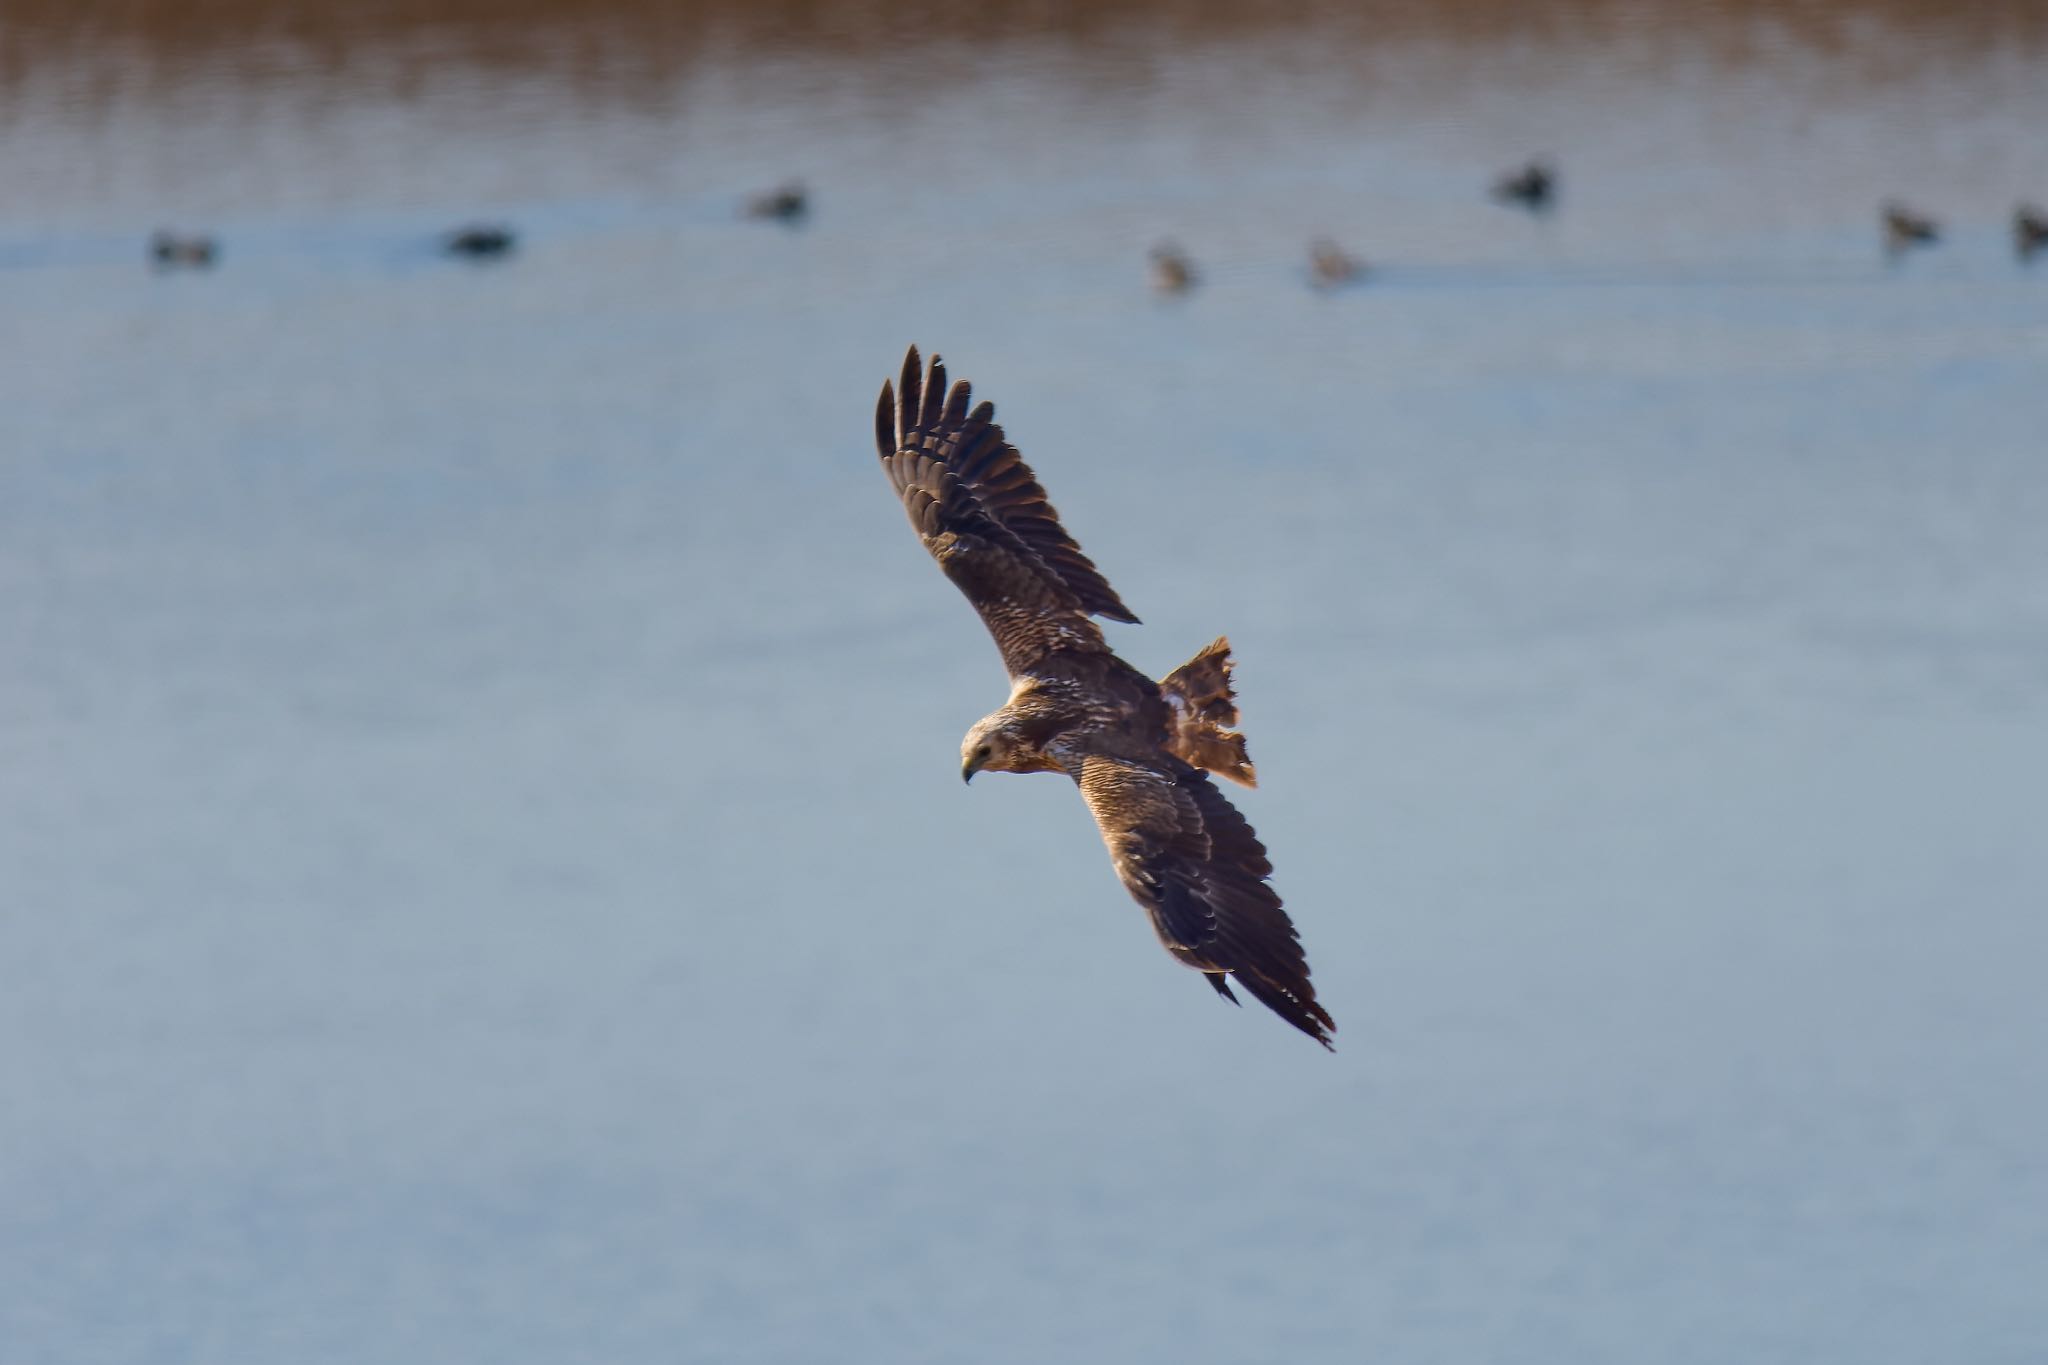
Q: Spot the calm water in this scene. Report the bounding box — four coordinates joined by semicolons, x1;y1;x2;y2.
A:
3;4;2046;1362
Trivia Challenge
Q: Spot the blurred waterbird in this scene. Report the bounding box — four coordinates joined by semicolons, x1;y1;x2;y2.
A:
1308;238;1366;289
745;181;809;224
2016;204;2048;262
1882;201;1940;257
1149;241;1197;294
1491;160;1556;213
150;231;217;269
444;225;516;258
870;346;1335;1049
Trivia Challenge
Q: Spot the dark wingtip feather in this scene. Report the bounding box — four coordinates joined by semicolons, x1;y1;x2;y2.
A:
1235;972;1337;1051
897;346;923;446
942;379;972;428
1207;972;1241;1006
875;381;896;460
920;355;949;435
877;343;1142;628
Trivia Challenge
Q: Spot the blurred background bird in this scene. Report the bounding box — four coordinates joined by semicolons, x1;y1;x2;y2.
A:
1148;240;1197;293
1882;199;1941;256
2015;203;2048;261
149;229;216;269
1307;237;1366;289
1490;159;1556;213
444;224;516;258
745;179;809;223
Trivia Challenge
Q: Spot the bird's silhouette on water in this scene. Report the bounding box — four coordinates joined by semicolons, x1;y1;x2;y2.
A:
1308;237;1366;290
1882;201;1940;258
1149;241;1197;294
150;231;217;269
444;225;516;259
2015;203;2048;262
745;181;809;224
1491;161;1556;213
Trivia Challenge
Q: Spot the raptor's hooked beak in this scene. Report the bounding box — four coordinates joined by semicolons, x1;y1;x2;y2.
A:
961;755;980;785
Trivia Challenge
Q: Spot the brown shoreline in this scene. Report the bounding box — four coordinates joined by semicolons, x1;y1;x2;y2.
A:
5;0;2042;85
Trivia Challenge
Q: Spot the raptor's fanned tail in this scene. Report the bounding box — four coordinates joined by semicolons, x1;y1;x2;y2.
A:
1160;637;1256;788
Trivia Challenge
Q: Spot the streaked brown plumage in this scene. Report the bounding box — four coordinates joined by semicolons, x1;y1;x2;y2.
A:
873;346;1335;1049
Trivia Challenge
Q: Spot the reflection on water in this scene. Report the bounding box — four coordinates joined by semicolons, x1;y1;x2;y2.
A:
2;4;2045;1364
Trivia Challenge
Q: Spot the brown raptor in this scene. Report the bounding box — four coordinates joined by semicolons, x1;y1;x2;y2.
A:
874;346;1334;1049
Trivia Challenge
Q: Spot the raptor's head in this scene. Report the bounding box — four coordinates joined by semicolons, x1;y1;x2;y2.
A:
960;715;1035;783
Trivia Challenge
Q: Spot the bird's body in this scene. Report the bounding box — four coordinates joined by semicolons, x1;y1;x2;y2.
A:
150;231;216;269
746;181;809;223
873;347;1334;1049
1308;237;1365;289
1149;241;1197;294
2016;204;2048;262
1883;201;1940;256
445;225;516;258
1491;161;1556;213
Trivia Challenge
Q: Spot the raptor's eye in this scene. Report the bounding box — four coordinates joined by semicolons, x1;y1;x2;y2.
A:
974;744;992;761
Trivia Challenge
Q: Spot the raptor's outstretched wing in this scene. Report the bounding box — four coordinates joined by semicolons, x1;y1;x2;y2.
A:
1076;751;1335;1049
876;346;1138;677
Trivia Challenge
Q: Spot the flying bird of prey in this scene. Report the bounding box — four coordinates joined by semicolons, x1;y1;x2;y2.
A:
872;347;1335;1049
